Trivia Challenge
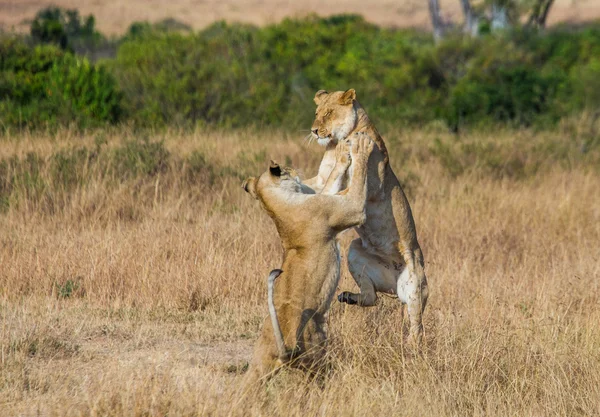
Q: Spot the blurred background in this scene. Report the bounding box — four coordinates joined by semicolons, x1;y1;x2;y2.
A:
2;0;600;33
1;0;600;132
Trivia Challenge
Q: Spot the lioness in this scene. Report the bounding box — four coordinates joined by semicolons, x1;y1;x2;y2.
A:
305;89;429;345
242;135;374;382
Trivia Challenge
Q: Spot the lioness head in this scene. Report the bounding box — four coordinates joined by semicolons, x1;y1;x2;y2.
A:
242;160;302;200
311;89;358;147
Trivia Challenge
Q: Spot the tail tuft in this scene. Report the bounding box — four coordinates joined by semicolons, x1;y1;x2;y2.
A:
268;269;283;285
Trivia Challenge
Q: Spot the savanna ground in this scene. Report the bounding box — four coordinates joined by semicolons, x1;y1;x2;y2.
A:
1;0;600;34
0;125;599;416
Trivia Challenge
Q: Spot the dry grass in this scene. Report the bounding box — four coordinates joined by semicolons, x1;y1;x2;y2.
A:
1;0;599;35
1;128;599;416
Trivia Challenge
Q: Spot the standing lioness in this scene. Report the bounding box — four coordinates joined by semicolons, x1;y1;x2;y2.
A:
306;89;429;345
243;135;373;382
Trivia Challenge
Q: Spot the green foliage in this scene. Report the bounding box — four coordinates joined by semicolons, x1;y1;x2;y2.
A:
30;6;104;52
109;15;600;130
111;22;275;127
124;18;192;41
0;36;124;129
3;10;600;130
55;277;83;298
443;37;564;128
47;54;124;124
110;16;442;128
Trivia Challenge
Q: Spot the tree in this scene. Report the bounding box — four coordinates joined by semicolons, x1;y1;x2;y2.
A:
460;0;479;35
428;0;446;42
30;7;103;52
426;0;557;41
526;0;555;29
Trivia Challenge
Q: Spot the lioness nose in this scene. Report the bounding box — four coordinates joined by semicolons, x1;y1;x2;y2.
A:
311;128;318;135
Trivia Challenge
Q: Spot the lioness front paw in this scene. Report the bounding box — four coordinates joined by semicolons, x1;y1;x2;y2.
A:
353;131;373;139
350;134;374;163
338;291;358;305
334;139;351;169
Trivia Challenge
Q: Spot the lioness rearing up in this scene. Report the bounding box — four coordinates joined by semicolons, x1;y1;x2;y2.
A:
306;89;429;345
242;135;374;382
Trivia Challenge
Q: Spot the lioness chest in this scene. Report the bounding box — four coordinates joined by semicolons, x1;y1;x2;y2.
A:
357;200;401;259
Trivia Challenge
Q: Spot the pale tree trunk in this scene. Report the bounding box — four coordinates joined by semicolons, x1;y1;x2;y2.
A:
491;3;510;31
428;0;445;42
459;0;478;36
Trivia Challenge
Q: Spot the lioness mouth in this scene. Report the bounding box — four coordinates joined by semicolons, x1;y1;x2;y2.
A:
317;135;334;147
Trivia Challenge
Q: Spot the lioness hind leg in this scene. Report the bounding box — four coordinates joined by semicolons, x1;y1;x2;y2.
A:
338;238;395;306
243;347;283;387
400;248;429;346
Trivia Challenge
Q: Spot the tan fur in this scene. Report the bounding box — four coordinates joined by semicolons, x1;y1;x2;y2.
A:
307;89;429;346
242;136;374;383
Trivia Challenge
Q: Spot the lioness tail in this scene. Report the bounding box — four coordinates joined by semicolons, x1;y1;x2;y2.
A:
267;269;286;360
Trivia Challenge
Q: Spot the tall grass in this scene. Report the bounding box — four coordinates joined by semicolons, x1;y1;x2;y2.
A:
0;128;599;416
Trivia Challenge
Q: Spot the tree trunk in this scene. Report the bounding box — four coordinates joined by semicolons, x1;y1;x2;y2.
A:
428;0;444;42
491;3;509;31
459;0;478;36
527;0;555;29
538;0;555;28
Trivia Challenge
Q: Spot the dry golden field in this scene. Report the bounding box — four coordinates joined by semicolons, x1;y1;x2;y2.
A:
1;0;600;35
1;126;599;416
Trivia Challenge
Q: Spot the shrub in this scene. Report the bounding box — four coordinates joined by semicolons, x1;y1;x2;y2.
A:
109;15;600;130
111;22;275;127
111;139;170;178
47;54;124;125
442;36;568;129
110;16;444;128
5;10;600;131
30;6;104;53
0;36;124;129
124;18;192;41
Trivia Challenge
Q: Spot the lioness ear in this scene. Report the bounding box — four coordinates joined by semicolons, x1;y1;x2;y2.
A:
339;88;356;105
242;177;258;199
269;160;282;177
314;90;329;105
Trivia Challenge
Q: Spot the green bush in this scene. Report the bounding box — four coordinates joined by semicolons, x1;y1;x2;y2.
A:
30;6;104;53
0;36;124;129
3;11;600;131
109;15;600;130
111;22;276;127
110;16;444;128
123;18;192;41
47;54;124;124
444;40;564;128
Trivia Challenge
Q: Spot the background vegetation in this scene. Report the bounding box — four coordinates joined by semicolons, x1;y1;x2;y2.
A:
1;8;600;131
